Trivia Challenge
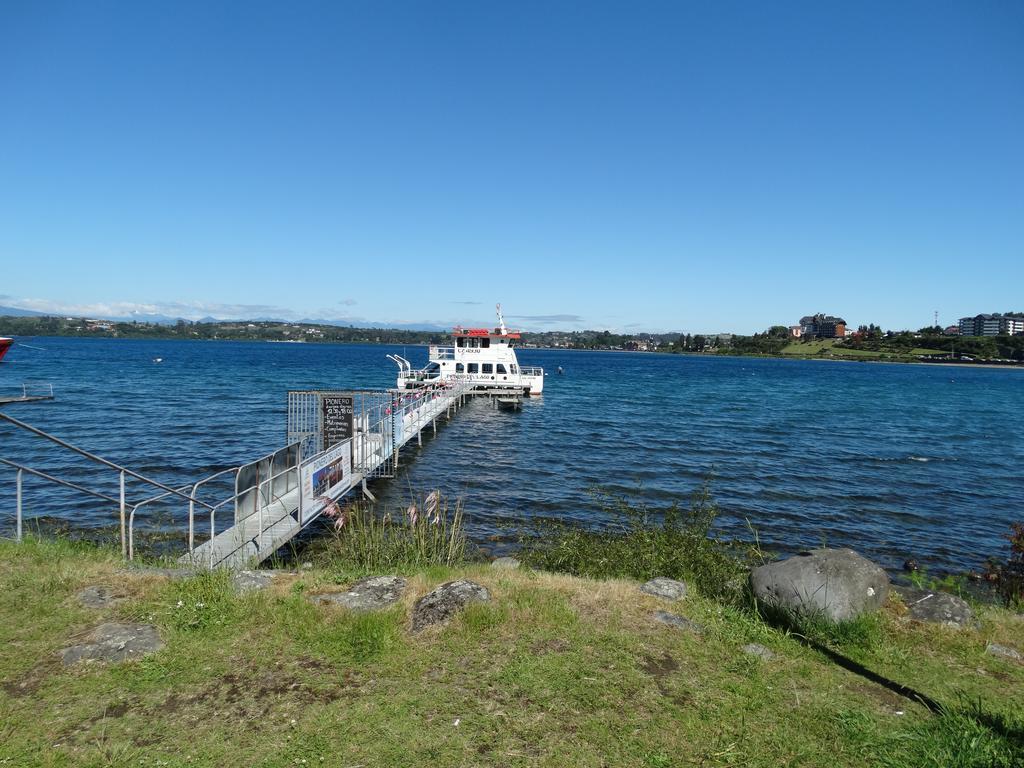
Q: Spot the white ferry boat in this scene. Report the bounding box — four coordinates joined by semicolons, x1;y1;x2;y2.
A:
390;305;544;395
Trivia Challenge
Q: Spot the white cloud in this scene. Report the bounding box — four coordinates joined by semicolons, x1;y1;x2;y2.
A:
3;297;300;321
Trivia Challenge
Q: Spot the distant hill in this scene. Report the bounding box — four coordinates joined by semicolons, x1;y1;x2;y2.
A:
0;305;48;317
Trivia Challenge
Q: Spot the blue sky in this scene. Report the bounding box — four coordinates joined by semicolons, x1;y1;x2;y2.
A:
1;1;1021;333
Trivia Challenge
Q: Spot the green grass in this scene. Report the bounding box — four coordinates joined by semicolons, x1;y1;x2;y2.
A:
778;340;949;362
1;536;1022;767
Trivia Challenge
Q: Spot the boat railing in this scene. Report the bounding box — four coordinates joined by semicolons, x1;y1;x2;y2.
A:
428;346;456;360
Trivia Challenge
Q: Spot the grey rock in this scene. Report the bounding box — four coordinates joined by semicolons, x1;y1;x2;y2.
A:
985;642;1022;662
640;577;688;601
412;579;490;631
894;586;974;629
742;643;776;660
491;557;521;570
232;570;278;593
750;548;890;623
652;611;703;634
309;576;407;611
76;586;126;609
60;623;163;665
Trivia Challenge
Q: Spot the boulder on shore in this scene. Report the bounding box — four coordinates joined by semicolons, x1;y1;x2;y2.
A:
651;611;703;634
76;586;127;609
742;643;776;660
640;577;688;601
750;548;889;623
986;642;1022;662
61;623;163;665
411;580;490;631
309;576;407;611
893;585;974;629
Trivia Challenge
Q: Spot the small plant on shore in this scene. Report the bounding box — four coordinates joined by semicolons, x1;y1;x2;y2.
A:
517;482;761;602
317;490;471;573
906;566;972;599
983;522;1024;608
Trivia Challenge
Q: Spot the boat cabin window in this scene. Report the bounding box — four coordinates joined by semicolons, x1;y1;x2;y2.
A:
510;364;518;374
456;337;465;348
482;363;493;374
456;363;464;373
467;363;479;374
425;362;440;377
496;364;507;374
480;338;490;348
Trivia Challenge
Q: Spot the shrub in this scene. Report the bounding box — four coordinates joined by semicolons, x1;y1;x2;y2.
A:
316;490;471;573
983;522;1024;608
517;483;760;602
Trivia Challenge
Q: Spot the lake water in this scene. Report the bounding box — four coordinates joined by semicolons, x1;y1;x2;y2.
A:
1;337;1021;573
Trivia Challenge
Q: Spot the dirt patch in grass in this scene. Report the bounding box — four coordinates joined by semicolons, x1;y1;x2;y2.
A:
0;657;61;698
640;651;679;678
161;660;359;713
57;696;140;746
530;638;570;654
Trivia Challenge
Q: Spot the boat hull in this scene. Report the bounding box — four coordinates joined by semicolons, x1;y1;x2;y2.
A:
0;338;12;363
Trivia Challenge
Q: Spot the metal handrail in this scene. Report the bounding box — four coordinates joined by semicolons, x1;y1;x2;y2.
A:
1;457;127;543
0;457;124;505
188;467;240;552
127;482;197;560
0;412;217;511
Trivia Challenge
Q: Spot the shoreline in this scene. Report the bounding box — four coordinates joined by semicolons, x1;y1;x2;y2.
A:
3;332;1023;370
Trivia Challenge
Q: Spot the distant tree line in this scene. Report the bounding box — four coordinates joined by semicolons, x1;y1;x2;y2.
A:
4;314;1022;361
0;315;448;345
849;326;1024;360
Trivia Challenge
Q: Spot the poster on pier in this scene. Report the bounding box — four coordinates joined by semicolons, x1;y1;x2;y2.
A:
298;440;353;524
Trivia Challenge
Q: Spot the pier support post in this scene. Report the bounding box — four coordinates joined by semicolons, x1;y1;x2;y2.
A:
362;478;376;502
15;468;22;543
432;418;437;435
119;470;126;559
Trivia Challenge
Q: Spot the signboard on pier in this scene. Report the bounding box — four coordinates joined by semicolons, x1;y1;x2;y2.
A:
298;440;353;524
321;394;354;449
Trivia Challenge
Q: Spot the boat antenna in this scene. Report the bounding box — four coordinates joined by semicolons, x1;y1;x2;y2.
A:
496;303;508;335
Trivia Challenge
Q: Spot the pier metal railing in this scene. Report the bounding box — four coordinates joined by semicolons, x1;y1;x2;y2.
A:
0;411;226;557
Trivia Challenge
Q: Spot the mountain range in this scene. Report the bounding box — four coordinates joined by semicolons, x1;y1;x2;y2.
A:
0;305;447;332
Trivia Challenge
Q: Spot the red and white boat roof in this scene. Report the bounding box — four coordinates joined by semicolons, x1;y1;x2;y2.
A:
452;304;521;339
